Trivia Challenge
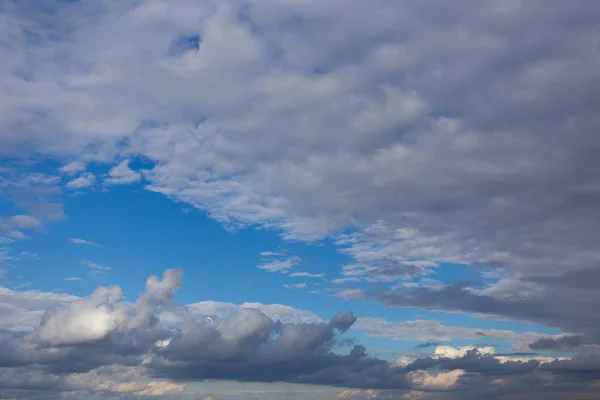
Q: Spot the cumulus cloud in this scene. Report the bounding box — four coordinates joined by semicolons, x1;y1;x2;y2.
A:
2;272;600;399
104;160;141;185
66;173;96;189
35;269;182;346
187;301;323;324
9;215;41;229
58;161;86;175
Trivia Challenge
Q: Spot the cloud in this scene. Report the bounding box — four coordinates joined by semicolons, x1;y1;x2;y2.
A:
283;282;307;289
187;301;323;324
415;342;439;349
407;368;465;390
354;318;547;347
104;160;141;185
9;215;41;229
2;1;600;397
64;277;83;281
35;269;182;346
258;256;301;273
66;173;96;189
58;161;86;175
529;335;587;351
2;272;600;399
289;272;325;278
69;238;100;247
82;259;112;271
336;289;368;300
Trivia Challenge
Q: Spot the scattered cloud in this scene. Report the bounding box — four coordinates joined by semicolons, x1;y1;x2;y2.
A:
66;173;96;189
58;161;86;175
289;272;325;278
69;238;100;247
336;289;368;300
9;215;41;229
283;282;308;289
81;259;112;271
104;160;142;185
258;256;301;273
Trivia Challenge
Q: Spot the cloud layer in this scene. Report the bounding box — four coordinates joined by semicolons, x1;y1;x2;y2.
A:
2;0;600;398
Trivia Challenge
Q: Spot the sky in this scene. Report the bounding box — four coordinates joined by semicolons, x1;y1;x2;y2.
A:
1;0;600;399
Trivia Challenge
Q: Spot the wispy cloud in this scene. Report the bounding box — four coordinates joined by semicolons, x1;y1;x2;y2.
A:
289;272;325;278
65;173;96;190
258;256;301;273
335;289;367;300
69;238;100;247
283;283;307;289
64;277;83;281
13;282;32;289
81;259;112;271
104;160;141;185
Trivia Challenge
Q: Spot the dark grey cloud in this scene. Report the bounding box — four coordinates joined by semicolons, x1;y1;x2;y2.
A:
416;342;440;349
529;335;587;351
3;273;600;399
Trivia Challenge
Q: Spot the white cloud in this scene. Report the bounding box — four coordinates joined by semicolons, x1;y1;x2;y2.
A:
187;301;322;324
81;259;112;271
70;238;100;247
354;318;545;343
0;286;78;332
59;161;86;175
289;272;324;278
104;160;141;185
331;277;361;284
407;369;465;390
36;269;182;346
336;289;367;300
258;256;301;273
64;277;83;281
9;215;41;229
7;230;25;240
66;173;96;189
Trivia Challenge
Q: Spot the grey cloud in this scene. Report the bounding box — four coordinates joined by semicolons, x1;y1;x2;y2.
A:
377;279;600;345
3;274;600;398
415;342;440;349
0;0;598;337
529;335;587;351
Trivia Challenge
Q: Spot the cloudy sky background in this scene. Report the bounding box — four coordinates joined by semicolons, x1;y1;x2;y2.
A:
1;0;600;399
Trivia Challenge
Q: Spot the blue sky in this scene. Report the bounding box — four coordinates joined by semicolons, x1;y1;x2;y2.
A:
1;1;599;399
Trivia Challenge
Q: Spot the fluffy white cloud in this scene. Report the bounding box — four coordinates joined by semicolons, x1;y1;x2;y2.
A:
104;160;141;185
9;215;41;229
407;369;465;390
66;173;96;189
35;269;182;346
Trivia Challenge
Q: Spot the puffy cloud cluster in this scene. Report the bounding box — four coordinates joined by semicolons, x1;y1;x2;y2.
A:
2;272;600;398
